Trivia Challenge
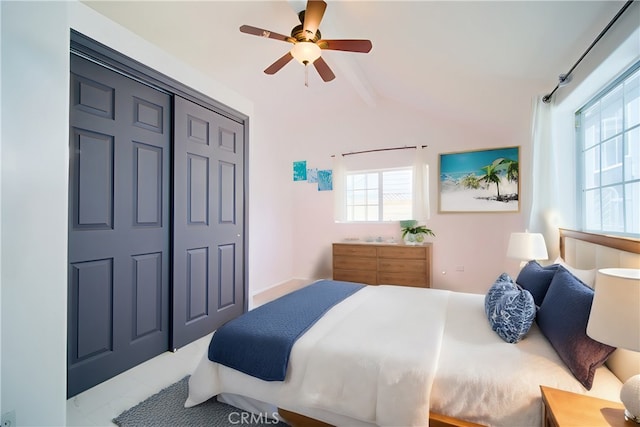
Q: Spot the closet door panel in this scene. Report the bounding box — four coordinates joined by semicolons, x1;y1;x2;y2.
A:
68;55;171;397
173;96;244;349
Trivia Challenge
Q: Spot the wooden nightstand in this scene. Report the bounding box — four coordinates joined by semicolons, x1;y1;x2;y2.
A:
540;385;634;427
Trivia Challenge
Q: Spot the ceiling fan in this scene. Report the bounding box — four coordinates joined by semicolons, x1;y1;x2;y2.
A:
239;0;372;84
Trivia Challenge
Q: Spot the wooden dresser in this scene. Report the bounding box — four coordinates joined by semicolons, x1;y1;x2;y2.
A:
332;242;432;288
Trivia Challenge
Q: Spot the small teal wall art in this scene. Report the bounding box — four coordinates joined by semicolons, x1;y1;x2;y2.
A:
307;168;318;183
293;160;307;181
317;170;333;191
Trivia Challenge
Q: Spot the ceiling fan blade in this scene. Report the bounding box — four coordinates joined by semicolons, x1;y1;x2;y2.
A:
240;25;292;43
264;52;294;75
313;56;335;82
318;39;373;53
302;0;327;40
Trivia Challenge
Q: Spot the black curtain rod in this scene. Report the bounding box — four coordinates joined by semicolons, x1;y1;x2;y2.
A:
542;0;634;103
332;145;428;157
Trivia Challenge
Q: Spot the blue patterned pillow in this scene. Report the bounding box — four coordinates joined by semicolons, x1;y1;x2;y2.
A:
516;261;559;306
485;274;536;343
485;273;515;312
537;267;616;390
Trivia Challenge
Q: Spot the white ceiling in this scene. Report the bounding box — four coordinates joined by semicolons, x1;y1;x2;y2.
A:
83;0;627;127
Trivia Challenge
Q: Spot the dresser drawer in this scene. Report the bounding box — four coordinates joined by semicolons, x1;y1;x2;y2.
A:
334;256;377;271
333;244;377;257
378;272;428;287
378;245;427;259
378;258;426;273
333;269;377;285
332;242;431;288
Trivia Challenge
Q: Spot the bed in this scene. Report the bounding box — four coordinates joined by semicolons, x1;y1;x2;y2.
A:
185;229;640;426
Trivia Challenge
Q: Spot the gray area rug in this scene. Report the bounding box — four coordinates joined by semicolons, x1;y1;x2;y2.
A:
113;376;289;427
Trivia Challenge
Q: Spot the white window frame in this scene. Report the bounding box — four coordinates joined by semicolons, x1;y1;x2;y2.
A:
576;61;640;237
344;167;413;223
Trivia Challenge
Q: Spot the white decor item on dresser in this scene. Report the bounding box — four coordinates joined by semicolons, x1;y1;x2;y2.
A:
587;268;640;424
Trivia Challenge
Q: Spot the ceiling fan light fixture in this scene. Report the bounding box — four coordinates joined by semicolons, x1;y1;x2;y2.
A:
240;0;371;82
290;42;321;65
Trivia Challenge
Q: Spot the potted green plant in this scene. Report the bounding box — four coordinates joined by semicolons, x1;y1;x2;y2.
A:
400;220;435;245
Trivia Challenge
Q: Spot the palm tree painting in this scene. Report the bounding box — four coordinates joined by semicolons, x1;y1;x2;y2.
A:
439;147;519;213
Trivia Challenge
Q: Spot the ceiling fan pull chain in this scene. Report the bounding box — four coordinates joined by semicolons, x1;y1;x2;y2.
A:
305;64;309;87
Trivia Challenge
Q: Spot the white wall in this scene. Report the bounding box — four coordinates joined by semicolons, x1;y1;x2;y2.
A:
285;95;529;293
0;2;263;424
246;103;296;294
1;2;70;424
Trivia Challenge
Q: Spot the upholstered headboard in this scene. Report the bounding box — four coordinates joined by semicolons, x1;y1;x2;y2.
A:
559;228;640;383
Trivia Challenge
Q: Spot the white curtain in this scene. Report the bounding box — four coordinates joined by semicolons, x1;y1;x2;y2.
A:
528;96;561;258
333;155;346;222
412;145;430;222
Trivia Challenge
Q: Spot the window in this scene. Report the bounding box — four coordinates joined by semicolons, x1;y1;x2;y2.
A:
345;168;412;221
576;62;640;236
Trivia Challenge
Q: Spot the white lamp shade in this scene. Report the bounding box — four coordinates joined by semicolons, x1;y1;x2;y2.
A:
290;42;321;64
506;232;548;261
587;268;640;351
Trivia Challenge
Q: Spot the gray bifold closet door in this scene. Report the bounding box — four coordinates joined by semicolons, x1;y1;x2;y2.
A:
172;96;244;350
68;55;245;398
68;54;171;397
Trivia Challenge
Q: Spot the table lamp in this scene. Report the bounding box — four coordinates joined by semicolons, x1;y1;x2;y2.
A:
506;231;548;267
587;268;640;423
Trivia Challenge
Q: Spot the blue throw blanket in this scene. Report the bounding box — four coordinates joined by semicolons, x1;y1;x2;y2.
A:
208;280;365;381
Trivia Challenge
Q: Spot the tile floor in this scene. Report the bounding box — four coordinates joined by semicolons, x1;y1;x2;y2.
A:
66;333;212;426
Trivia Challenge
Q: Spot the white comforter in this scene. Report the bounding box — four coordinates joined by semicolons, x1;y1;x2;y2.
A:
187;285;450;426
186;285;622;427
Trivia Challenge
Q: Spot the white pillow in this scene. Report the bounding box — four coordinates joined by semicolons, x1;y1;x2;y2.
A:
554;257;596;288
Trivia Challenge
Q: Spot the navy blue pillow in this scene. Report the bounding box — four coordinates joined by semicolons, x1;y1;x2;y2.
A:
536;267;616;390
485;274;536;343
516;261;559;306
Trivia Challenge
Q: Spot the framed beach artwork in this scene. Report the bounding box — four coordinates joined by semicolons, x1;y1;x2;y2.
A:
438;146;520;213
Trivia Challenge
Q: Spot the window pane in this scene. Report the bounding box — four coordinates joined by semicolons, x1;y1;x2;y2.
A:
625;127;639;181
353;189;365;204
601;86;623;139
382;169;412;221
367;173;378;189
346;190;354;204
584;146;599;189
344;168;415;222
383;170;410;191
352;174;367;190
579;62;639;236
601;136;623;186
352;205;366;221
367;206;379;221
625;69;639;129
585;188;601;230
346;172;378;221
601;185;624;233
626;182;640;234
583;104;600;149
346;205;354;221
367;189;378;203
